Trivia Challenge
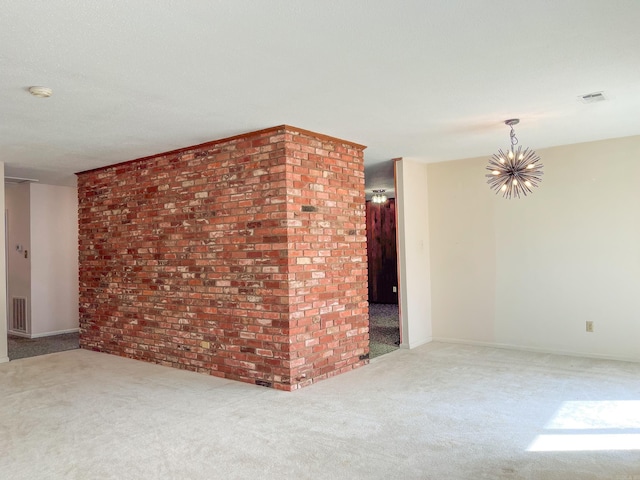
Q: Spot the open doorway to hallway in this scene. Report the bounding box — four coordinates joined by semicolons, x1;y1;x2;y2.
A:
5;180;80;361
366;197;400;358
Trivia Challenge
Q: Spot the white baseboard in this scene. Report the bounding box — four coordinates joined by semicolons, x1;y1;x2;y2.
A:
9;328;79;339
432;336;640;363
0;355;9;364
8;330;30;338
30;328;79;339
400;336;433;350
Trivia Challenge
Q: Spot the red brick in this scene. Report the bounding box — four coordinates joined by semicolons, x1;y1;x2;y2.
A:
77;125;369;390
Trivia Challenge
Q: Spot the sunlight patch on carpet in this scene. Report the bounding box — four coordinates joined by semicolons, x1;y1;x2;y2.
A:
528;400;640;452
528;433;640;452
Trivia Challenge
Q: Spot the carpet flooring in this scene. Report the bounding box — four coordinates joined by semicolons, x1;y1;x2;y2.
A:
2;342;640;479
8;332;79;360
368;303;400;358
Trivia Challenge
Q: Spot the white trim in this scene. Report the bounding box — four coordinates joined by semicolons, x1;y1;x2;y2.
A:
29;328;79;339
8;329;30;338
9;328;79;339
432;337;640;364
0;163;7;365
400;336;432;350
4;209;8;338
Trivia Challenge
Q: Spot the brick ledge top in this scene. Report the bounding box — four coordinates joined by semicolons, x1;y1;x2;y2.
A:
76;124;367;176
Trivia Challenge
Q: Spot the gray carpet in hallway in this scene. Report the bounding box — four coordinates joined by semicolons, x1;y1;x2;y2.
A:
8;332;79;360
368;303;400;358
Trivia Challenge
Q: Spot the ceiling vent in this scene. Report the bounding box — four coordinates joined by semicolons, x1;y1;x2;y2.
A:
579;91;606;104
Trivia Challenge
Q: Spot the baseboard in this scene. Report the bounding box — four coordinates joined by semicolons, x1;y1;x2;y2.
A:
400;336;433;350
10;328;80;339
30;328;79;339
0;355;9;364
432;336;640;363
8;330;30;338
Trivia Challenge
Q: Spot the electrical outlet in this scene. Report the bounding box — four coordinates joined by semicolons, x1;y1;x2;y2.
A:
586;321;594;333
392;286;397;293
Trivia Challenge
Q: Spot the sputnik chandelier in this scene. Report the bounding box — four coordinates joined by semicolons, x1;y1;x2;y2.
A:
486;119;543;199
371;189;388;204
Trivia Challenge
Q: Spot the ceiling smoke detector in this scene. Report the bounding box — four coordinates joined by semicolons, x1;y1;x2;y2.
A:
579;91;606;104
28;86;53;98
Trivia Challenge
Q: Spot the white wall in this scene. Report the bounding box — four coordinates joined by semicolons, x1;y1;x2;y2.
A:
395;158;432;348
0;163;8;362
29;184;79;336
5;183;31;335
427;135;640;362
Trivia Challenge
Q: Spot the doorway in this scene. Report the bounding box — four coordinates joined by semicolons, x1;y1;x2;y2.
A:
4;181;80;361
366;198;400;358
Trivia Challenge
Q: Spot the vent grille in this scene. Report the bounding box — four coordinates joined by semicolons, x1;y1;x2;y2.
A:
11;297;27;332
579;91;606;104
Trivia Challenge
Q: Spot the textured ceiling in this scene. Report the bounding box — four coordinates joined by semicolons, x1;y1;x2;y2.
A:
1;0;640;197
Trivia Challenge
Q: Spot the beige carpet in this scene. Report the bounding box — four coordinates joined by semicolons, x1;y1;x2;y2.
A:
1;342;640;479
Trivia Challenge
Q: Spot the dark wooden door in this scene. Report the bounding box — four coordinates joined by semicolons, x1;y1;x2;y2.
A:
366;199;398;304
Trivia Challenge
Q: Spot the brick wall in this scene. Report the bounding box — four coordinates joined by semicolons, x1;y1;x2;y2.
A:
77;125;368;390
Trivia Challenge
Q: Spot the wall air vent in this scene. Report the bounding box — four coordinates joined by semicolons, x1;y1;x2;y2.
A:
579;91;606;104
11;297;28;333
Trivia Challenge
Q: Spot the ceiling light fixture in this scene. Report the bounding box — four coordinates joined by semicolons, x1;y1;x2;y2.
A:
28;86;53;98
371;189;388;204
486;119;543;199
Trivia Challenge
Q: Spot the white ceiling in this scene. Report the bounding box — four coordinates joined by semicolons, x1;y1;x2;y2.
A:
1;1;640;195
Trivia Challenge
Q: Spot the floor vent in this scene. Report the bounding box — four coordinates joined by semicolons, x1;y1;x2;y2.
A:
12;297;28;333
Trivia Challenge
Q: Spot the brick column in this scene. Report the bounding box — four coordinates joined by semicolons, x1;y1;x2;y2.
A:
78;125;368;390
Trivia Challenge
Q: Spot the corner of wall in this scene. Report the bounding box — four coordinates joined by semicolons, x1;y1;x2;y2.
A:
0;162;8;362
6;182;32;337
394;158;432;349
29;183;78;336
